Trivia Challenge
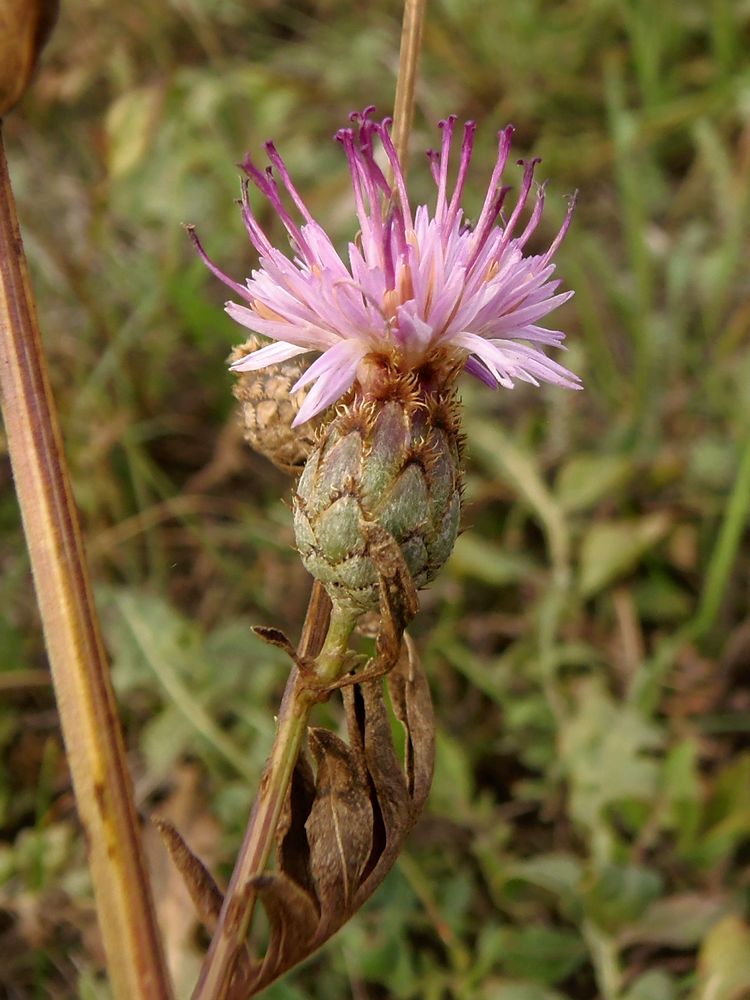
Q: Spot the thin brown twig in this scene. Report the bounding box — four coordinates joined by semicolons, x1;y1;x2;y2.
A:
0;125;173;1000
391;0;428;174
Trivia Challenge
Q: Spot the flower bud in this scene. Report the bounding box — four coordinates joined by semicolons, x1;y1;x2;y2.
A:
293;372;463;613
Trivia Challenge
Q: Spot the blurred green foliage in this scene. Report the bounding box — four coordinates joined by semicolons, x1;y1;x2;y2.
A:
2;0;750;997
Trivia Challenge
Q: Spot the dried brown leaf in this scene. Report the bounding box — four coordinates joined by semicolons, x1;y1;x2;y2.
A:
276;752;316;901
387;634;435;803
365;521;419;652
153;818;224;934
152;777;256;993
351;675;409;844
251;626;298;660
0;0;58;116
147;766;227;994
222;556;431;997
306;727;374;933
354;638;431;906
221;883;263;999
246;873;319;990
244;632;435;996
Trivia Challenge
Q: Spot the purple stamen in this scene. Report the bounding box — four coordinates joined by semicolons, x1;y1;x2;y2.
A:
186;225;253;302
239;179;275;258
516;182;547;249
264;142;316;225
467;185;512;270
446;121;477;229
261;166;314;263
435;115;457;221
357;120;391;199
337;128;380;252
497;157;542;253
426;149;440;187
382;238;395;290
541;192;577;265
241;152;313;263
376;118;413;230
473;125;514;242
389;204;408;256
239;151;273;196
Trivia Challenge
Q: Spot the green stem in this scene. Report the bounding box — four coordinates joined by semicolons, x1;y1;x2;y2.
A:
692;424;750;638
316;601;360;682
583;919;622;1000
191;590;355;1000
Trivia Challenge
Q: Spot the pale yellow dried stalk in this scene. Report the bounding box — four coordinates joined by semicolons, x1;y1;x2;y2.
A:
0;126;174;999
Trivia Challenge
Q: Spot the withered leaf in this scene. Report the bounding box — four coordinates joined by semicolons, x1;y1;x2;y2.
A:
251;626;297;659
387;634;435;803
0;0;58;116
276;752;316;900
153;817;224;934
246;872;319;990
210;559;432;998
243;635;435;996
351;675;409;841
154;815;261;993
306;727;373;934
353;639;431;907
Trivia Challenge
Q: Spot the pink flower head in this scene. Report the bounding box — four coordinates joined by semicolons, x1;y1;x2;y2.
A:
190;109;580;426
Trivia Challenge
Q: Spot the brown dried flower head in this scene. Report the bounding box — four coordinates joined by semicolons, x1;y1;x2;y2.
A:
230;336;323;475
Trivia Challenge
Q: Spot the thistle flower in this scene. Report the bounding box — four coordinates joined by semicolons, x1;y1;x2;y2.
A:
191;110;579;611
191;108;579;422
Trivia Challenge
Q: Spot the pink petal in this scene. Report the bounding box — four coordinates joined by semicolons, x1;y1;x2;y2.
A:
452;331;580;391
291;339;369;425
193;115;580;402
230;341;311;372
225;302;337;350
465;354;499;388
488;340;582;389
450;332;515;387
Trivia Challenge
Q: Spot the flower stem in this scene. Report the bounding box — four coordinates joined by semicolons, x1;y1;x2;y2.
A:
0;126;173;999
391;0;428;174
192;9;430;996
191;584;359;1000
583;919;623;1000
692;422;750;638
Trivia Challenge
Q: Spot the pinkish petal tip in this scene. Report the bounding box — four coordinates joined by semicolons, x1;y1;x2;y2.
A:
194;111;579;423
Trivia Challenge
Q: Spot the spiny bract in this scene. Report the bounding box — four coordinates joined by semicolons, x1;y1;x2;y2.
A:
293;368;462;613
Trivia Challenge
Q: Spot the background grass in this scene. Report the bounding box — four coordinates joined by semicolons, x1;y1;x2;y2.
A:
2;0;750;997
